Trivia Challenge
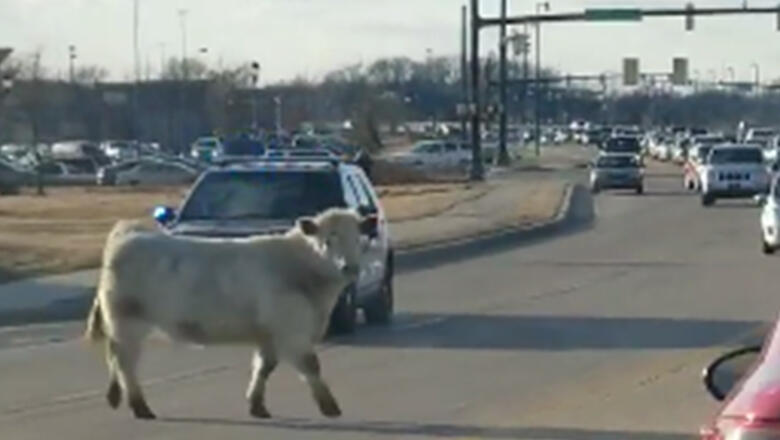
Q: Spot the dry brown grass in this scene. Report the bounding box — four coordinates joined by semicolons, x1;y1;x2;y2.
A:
378;183;490;222
0;182;479;282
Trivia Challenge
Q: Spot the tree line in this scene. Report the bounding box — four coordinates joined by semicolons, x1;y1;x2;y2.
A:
1;51;779;152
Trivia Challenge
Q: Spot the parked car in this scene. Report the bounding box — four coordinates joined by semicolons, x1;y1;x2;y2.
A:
35;160;96;186
218;135;266;160
700;315;780;439
97;160;141;186
0;158;30;194
51;140;105;162
114;160;198;186
700;145;769;206
589;153;644;194
190;136;223;162
387;140;471;169
100;140;139;162
152;158;393;334
745;127;776;147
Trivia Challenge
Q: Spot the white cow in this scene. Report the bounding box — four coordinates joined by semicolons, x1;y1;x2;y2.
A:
85;208;375;420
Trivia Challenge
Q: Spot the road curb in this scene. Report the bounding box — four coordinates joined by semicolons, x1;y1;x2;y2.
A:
394;183;594;274
0;184;594;327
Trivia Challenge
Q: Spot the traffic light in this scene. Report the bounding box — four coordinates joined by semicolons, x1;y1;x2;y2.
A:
623;58;640;86
776;5;780;31
672;58;689;85
510;31;530;56
685;2;695;31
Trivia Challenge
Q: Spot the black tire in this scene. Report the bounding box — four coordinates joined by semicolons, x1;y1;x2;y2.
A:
636;185;644;195
364;271;393;325
701;194;715;207
329;286;357;335
763;238;775;255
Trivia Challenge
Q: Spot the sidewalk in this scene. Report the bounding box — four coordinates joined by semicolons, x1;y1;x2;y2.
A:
0;173;569;325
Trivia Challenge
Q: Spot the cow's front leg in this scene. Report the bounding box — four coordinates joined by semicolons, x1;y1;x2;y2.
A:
294;351;341;418
246;345;277;418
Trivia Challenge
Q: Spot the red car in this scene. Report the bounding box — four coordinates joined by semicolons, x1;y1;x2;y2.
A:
701;320;780;439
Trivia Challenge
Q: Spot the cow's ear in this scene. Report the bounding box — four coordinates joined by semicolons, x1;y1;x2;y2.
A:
298;218;319;236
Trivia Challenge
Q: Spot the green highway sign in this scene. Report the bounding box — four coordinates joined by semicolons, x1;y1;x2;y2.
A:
584;8;643;22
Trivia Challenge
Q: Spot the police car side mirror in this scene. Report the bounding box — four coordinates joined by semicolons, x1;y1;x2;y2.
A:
153;205;176;226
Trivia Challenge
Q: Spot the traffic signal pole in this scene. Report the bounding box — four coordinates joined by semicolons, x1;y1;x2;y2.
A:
469;0;484;181
497;0;511;167
469;2;780;174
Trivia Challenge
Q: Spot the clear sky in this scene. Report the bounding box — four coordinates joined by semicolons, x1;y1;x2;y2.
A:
2;0;779;84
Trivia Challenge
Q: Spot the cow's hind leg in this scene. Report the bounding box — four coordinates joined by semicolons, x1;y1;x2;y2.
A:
293;351;341;418
105;346;122;409
246;344;278;419
109;323;155;419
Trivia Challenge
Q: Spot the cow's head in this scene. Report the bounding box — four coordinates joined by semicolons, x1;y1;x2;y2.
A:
297;208;376;282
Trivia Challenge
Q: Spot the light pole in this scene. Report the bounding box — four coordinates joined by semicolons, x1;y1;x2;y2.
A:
157;42;166;78
460;4;468;144
133;0;140;82
250;61;261;132
68;45;76;83
274;96;282;137
534;1;550;157
750;62;760;91
496;0;510;166
178;9;189;79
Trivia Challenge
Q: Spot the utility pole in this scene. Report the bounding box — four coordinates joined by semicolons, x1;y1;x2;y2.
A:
461;5;468;144
469;0;484;181
133;0;140;82
68;45;76;83
497;0;510;166
274;96;283;137
178;9;189;79
132;0;140;141
522;23;529;126
534;2;549;157
158;42;166;78
250;61;261;132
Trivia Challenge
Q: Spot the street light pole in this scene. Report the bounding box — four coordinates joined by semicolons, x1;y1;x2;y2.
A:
751;62;760;90
274;96;283;137
534;2;549;157
496;0;510;166
461;4;468;144
522;23;529;126
178;9;189;79
469;0;484;181
68;45;77;83
250;61;261;132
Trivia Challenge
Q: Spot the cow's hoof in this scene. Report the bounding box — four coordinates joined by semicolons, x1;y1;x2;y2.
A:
130;399;156;420
318;398;342;418
106;381;121;409
250;402;272;419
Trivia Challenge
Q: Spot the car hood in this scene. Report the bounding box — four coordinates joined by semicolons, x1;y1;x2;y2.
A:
168;219;295;238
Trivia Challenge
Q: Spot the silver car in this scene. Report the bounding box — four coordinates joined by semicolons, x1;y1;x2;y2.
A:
590;153;644;195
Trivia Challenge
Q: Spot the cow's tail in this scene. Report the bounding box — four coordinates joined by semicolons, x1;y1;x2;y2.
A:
85;294;105;342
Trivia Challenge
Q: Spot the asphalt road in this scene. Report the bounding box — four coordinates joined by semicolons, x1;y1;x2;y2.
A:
1;166;777;440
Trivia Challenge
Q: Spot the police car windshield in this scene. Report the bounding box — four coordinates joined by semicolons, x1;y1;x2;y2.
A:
179;170;345;221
